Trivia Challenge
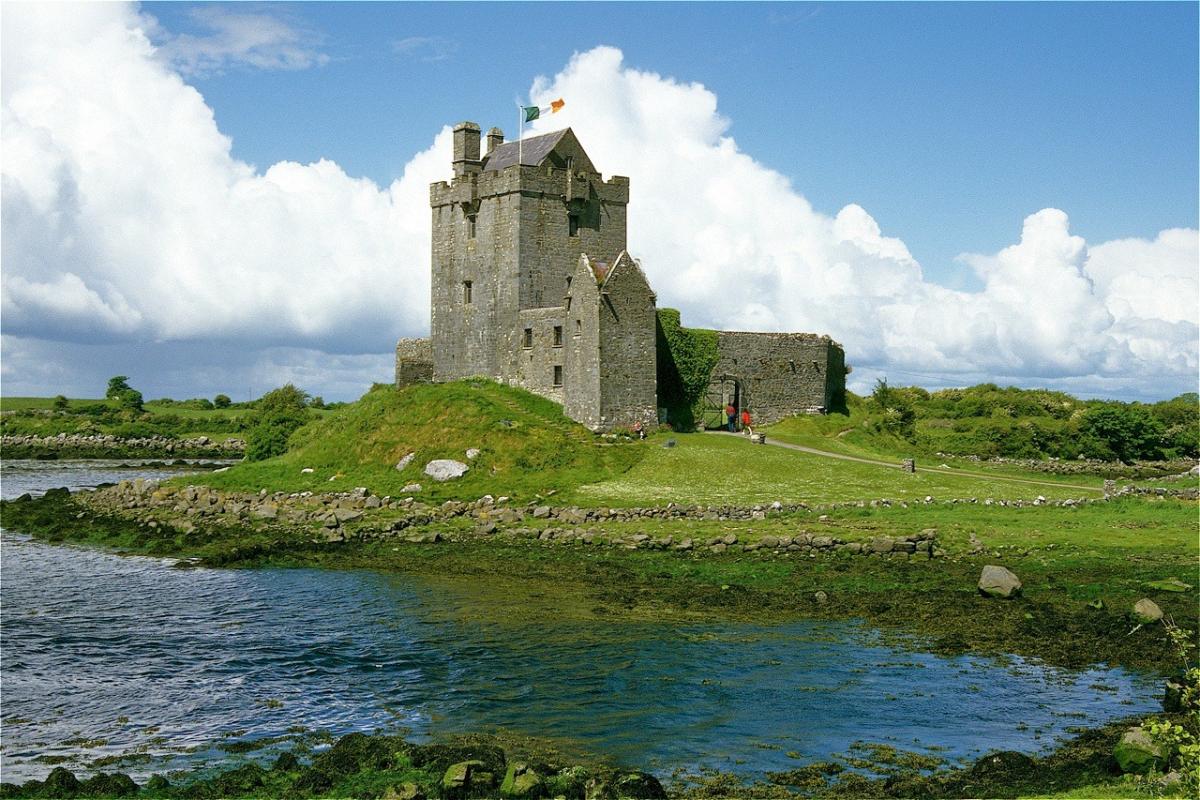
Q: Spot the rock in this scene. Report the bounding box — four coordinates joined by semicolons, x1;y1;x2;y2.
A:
978;565;1022;599
814;591;828;604
1114;726;1164;774
500;763;546;799
425;459;470;481
1146;578;1192;593
532;505;551;518
301;467;315;474
662;439;676;448
612;772;667;799
401;483;422;493
759;535;780;548
252;503;278;520
1132;598;1163;624
383;783;426;800
869;536;894;554
465;448;481;460
443;760;490;799
395;453;416;471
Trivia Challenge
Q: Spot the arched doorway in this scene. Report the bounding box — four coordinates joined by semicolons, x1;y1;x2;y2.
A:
702;374;744;430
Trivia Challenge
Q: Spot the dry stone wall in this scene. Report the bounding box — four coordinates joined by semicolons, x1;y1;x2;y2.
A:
713;332;845;425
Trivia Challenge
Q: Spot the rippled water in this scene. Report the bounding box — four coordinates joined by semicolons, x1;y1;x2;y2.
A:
0;459;234;500
0;462;1160;784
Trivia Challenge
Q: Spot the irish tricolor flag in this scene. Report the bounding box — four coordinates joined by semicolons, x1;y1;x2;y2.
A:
522;98;565;122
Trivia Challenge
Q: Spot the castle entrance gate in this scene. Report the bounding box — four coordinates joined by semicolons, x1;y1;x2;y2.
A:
702;375;743;430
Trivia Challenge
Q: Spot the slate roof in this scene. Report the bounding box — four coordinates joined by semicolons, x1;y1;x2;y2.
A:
483;129;568;171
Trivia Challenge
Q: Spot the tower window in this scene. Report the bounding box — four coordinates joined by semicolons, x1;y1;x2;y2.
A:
553;326;563;347
575;319;582;335
463;281;472;304
553;365;563;387
565;296;572;312
522;327;533;348
467;214;476;239
568;214;579;237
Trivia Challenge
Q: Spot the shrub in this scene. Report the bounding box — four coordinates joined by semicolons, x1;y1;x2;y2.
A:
1080;403;1165;462
116;389;144;413
214;394;232;409
52;395;69;411
244;384;312;461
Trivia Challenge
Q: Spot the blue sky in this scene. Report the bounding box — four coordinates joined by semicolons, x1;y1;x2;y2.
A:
2;2;1197;402
148;1;1199;290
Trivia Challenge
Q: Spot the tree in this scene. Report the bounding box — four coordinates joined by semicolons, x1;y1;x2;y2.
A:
1080;404;1165;463
213;394;232;409
116;389;144;413
52;395;69;411
106;376;132;400
871;378;916;440
245;384;312;461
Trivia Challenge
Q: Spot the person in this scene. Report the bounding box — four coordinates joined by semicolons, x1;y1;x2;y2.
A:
632;419;646;440
725;403;736;432
741;408;752;436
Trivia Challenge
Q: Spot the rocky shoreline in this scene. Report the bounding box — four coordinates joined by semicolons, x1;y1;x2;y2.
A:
1;434;245;460
67;476;1199;558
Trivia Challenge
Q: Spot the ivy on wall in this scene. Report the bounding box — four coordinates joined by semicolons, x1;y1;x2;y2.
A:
655;308;719;430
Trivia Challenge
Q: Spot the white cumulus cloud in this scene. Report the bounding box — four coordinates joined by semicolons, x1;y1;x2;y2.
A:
1;7;1195;401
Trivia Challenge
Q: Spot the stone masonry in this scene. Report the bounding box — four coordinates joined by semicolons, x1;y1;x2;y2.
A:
397;121;846;431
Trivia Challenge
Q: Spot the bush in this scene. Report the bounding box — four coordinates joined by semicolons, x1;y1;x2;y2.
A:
244;384;312;461
116;389;144;413
214;394;232;409
1080;403;1164;463
52;395;69;411
105;376;132;400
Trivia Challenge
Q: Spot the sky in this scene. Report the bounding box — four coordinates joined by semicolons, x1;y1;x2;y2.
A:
2;1;1197;403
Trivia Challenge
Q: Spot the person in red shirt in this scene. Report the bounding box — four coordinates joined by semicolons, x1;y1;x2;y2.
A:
725;403;736;432
741;409;752;436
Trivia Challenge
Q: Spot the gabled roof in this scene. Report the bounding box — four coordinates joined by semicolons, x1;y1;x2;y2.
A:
483;129;569;171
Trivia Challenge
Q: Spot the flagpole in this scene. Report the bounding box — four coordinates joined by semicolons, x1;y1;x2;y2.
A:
517;103;523;167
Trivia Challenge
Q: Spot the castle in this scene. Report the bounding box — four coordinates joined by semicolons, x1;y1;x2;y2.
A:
396;121;846;432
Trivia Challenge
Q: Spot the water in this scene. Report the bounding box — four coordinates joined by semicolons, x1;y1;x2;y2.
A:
0;462;1160;784
0;459;234;500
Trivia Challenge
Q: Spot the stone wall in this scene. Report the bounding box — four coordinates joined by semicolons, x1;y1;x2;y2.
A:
597;255;658;430
562;257;603;428
511;307;567;403
394;338;434;387
712;332;846;426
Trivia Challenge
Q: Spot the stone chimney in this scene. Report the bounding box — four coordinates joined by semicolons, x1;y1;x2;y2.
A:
486;127;504;155
452;121;481;177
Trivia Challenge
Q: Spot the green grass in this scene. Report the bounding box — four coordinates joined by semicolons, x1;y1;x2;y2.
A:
574;433;1104;507
186;380;644;502
1;396;114;411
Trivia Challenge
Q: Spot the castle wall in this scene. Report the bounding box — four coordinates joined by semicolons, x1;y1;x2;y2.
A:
563;260;602;429
712;332;846;426
597;258;658;430
510;306;567;403
394;338;433;387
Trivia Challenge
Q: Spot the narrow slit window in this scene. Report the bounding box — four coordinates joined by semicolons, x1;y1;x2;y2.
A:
565;296;572;311
568;214;580;237
575;319;582;335
467;213;476;239
522;327;533;348
462;281;473;304
553;365;563;387
553;326;563;346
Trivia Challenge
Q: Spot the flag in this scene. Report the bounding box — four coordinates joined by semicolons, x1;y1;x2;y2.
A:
522;98;565;122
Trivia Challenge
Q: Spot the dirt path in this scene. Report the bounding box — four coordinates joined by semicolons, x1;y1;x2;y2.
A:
707;430;1105;494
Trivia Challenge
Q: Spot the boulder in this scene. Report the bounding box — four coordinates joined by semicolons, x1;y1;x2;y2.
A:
401;483;422;493
443;760;497;800
1114;726;1164;774
395;453;416;471
424;460;469;482
612;772;667;799
869;536;894;554
383;783;426;800
500;763;547;799
466;448;481;460
1132;598;1163;624
978;565;1022;599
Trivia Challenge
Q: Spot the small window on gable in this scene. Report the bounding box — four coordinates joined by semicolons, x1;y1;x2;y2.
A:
565;156;574;172
553;326;563;346
553;365;563;387
522;327;533;348
463;281;473;304
566;276;573;290
467;213;476;239
575;319;582;335
568;214;580;237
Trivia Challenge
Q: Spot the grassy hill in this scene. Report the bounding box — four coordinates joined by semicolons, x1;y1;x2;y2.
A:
766;385;1198;467
189;380;645;501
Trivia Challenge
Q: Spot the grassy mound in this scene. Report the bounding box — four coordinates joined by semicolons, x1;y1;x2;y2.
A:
187;380;644;501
